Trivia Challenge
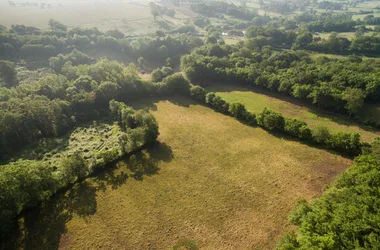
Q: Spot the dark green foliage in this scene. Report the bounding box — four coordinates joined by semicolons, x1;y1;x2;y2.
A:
109;100;159;147
284;118;312;141
229;102;248;120
206;92;230;114
49;49;92;73
161;73;191;95
190;85;206;102
151;68;165;83
0;160;56;240
60;152;88;184
257;108;285;132
0;60;18;87
277;155;380;249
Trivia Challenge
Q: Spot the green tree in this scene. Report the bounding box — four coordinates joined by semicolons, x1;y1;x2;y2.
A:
342;88;365;116
0;60;18;87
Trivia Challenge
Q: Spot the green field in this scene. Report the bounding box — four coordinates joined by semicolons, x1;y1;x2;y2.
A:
0;0;181;34
10;96;351;250
207;85;380;142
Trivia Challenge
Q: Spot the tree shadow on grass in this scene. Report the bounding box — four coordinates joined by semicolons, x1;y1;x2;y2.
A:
6;181;98;250
4;142;173;250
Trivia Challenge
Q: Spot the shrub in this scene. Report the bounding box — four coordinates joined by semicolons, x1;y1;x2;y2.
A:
229;102;248;120
0;60;18;87
162;72;191;95
190;85;206;102
284;118;312;140
312;126;331;144
257;108;285;131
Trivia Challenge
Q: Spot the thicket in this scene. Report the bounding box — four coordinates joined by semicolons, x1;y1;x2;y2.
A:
276;142;380;249
0;20;203;64
190;86;363;157
181;43;380;127
0;58;189;159
191;1;257;21
0;100;159;241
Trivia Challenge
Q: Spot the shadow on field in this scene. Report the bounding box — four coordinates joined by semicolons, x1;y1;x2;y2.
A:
129;94;195;111
6;142;173;250
5;181;98;250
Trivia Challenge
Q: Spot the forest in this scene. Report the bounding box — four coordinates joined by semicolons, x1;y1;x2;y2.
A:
2;0;380;249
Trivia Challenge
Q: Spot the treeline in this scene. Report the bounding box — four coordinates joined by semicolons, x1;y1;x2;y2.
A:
244;25;380;55
0;20;204;64
181;42;380;126
276;140;380;249
296;31;380;54
0;56;190;159
0;100;159;242
190;85;363;157
190;1;258;21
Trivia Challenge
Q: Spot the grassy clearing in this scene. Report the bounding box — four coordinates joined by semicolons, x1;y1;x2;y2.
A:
12;96;351;250
207;84;380;142
224;36;246;45
7;119;122;167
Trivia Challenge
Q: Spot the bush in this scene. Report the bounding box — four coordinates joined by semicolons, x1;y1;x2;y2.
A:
190;85;206;102
206;93;229;113
229;102;248;120
257;108;285;131
0;60;17;87
161;73;191;95
284;118;312;140
312;126;331;144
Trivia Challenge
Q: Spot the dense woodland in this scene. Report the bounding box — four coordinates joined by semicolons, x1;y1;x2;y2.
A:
2;0;380;248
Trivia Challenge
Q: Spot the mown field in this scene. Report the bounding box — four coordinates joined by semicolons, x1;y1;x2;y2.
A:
207;84;380;143
12;96;351;250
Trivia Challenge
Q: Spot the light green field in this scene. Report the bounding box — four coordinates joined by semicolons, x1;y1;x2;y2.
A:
224;36;246;45
0;0;159;34
207;85;380;142
315;32;363;40
11;96;351;250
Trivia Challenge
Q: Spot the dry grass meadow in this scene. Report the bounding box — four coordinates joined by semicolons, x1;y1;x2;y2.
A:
12;96;352;250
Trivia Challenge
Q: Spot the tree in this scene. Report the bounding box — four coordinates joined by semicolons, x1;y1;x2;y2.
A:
0;61;18;87
60;152;88;184
48;19;67;31
229;102;248;120
151;68;164;82
190;85;206;102
342;88;365;116
312;126;331;144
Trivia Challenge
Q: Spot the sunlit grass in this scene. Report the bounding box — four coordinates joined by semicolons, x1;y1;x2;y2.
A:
13;96;351;250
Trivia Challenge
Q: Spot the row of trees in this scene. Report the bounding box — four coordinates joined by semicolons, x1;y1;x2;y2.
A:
0;20;204;64
181;43;380;126
190;85;363;156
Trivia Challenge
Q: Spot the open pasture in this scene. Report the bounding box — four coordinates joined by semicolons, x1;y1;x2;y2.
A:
12;96;351;250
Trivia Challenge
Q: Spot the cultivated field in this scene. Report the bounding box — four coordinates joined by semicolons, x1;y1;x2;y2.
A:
13;96;351;250
207;85;380;142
